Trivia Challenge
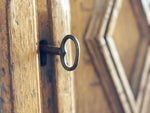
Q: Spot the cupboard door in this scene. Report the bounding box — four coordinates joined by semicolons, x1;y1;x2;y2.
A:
37;0;75;113
0;0;42;113
0;0;75;113
70;0;116;113
84;0;150;113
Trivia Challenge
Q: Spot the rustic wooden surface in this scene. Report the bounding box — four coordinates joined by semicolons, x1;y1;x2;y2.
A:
0;0;12;112
7;0;42;113
46;0;75;113
0;0;149;113
70;0;117;113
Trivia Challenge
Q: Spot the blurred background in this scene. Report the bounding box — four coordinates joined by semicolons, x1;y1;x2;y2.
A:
70;0;150;113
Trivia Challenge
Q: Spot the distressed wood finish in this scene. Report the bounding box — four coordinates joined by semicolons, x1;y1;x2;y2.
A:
8;0;42;113
0;0;149;113
47;0;75;113
0;0;12;113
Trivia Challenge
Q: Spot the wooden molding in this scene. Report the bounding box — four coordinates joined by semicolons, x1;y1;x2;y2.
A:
84;0;150;112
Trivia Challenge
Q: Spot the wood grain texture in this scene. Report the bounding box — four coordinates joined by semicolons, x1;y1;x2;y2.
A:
47;0;75;113
8;0;42;113
0;0;12;112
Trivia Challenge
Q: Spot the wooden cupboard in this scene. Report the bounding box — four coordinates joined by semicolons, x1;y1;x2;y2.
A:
0;0;149;113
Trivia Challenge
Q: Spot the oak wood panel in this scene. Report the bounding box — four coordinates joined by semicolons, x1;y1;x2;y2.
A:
0;0;12;112
47;0;75;113
8;0;42;113
71;0;121;113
